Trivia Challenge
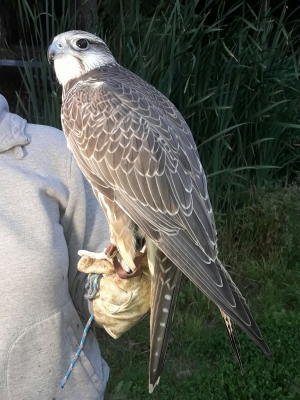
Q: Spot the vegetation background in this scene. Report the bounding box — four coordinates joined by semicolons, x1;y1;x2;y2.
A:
0;0;300;398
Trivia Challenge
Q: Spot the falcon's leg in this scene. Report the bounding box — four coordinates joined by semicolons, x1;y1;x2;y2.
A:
96;192;137;272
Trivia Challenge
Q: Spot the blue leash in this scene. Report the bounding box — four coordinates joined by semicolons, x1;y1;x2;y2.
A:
84;273;102;300
61;273;102;388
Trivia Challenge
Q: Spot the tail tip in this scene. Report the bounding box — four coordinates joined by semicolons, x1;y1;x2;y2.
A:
149;376;160;393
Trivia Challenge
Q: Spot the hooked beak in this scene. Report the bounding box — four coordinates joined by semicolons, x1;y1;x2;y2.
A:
47;41;64;64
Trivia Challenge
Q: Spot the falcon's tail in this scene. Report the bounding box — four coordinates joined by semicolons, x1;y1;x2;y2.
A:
220;309;243;373
146;238;182;393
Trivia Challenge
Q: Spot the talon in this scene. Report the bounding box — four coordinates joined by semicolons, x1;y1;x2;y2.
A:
113;250;146;279
121;260;132;273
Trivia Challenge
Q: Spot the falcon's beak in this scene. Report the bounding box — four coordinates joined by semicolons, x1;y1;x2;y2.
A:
47;41;64;64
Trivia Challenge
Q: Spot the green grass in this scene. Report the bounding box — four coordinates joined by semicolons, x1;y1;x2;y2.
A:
98;310;300;399
94;185;300;399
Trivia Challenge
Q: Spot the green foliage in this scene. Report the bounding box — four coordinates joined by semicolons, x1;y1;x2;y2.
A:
15;0;76;127
15;0;300;210
215;184;300;317
217;182;300;262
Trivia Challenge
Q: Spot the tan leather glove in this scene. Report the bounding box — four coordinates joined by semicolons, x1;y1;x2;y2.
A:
78;249;151;339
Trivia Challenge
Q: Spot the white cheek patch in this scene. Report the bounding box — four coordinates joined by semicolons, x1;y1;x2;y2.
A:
54;56;83;86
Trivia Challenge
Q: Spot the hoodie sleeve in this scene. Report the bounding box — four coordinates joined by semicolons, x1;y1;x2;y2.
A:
61;152;111;320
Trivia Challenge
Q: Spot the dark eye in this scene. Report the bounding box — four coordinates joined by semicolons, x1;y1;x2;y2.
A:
76;39;88;49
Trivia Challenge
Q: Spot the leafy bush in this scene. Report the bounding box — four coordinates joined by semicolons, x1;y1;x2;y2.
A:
217;182;300;263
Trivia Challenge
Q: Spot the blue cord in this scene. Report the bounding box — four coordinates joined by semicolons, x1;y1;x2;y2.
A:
61;273;102;388
85;273;102;300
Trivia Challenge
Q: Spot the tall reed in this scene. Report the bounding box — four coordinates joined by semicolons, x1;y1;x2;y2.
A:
16;0;300;210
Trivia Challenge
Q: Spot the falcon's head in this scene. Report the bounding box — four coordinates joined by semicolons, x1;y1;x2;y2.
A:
47;31;116;86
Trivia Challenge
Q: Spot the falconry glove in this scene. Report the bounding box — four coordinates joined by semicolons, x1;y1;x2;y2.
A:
78;248;151;339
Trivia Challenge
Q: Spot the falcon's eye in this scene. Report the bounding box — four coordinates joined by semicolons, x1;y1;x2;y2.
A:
76;39;89;49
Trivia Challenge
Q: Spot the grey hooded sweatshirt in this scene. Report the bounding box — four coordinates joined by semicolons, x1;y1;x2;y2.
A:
0;95;110;400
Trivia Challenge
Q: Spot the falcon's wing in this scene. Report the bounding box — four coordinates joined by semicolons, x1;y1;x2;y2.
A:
62;65;270;357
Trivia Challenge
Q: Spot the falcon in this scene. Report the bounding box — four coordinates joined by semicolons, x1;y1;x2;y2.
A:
48;31;271;392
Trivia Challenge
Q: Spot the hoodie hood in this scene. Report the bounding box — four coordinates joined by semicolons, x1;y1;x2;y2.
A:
0;95;30;158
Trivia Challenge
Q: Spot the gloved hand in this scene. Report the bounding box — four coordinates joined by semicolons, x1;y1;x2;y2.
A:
77;248;151;339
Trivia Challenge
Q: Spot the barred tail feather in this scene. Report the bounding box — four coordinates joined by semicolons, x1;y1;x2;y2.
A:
146;237;182;393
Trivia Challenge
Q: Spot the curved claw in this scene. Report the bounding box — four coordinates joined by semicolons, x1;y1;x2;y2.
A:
105;243;147;279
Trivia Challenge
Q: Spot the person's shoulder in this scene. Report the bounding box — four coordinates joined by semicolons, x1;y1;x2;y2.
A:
24;123;73;182
26;122;66;147
25;122;70;158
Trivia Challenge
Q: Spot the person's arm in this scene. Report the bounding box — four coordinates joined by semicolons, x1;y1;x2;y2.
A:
60;152;110;320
